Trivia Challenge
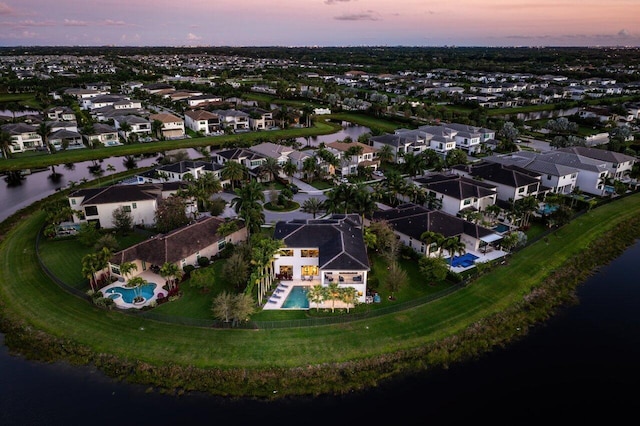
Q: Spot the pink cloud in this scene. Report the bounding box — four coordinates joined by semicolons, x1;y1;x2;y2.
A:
0;2;14;15
64;19;88;27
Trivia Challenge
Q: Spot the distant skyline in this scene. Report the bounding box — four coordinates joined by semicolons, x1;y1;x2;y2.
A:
1;0;639;48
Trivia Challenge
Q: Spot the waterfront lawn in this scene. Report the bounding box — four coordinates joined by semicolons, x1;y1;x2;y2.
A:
38;231;152;291
1;193;639;372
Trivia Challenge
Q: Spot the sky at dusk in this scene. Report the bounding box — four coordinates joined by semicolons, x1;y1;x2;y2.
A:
1;0;639;48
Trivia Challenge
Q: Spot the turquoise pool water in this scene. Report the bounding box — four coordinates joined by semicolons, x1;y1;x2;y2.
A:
493;223;510;233
105;283;157;303
539;204;559;215
281;286;310;309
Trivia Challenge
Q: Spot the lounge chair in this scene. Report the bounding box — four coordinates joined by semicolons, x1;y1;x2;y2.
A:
271;294;281;299
268;299;277;304
275;288;285;293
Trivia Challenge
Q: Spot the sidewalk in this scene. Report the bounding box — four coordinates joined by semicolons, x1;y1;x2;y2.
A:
291;177;325;195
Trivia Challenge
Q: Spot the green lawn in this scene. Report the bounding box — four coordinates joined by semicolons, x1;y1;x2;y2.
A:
2;192;640;371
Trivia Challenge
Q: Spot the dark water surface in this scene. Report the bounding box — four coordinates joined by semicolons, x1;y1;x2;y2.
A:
1;240;639;425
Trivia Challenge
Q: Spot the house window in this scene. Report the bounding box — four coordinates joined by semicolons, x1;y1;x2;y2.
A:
547;175;552;180
279;249;294;256
132;203;137;209
218;239;226;250
84;206;98;216
122;205;132;213
301;249;319;257
463;199;471;205
71;199;76;205
518;187;525;193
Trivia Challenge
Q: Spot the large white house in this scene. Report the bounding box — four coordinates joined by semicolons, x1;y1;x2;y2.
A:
184;109;221;135
1;122;44;153
68;182;182;229
272;215;370;304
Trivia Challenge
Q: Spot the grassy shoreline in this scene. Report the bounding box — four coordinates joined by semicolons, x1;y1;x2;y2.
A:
1;191;640;397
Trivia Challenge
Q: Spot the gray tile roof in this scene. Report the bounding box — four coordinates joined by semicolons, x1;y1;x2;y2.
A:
273;214;370;271
415;174;497;200
371;203;495;241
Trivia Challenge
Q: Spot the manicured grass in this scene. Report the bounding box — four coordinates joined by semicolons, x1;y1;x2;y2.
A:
263;201;300;212
2;193;640;371
309;180;333;190
0;120;343;172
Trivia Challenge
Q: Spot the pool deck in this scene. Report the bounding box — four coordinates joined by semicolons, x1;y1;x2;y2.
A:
99;270;167;309
448;248;509;273
263;280;314;310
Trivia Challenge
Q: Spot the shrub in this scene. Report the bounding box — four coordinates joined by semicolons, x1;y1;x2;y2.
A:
197;256;210;267
183;264;196;279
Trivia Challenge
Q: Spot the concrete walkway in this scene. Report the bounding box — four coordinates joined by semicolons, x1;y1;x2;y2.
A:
290;177;326;195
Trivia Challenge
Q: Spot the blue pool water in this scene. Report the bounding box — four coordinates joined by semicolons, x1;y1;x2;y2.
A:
492;223;510;233
281;286;310;309
539;204;559;215
105;283;157;303
445;253;479;268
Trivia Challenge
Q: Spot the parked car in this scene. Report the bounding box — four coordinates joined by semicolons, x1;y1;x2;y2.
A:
373;170;384;177
289;184;299;194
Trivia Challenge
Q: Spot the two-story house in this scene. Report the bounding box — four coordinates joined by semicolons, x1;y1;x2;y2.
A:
149;113;185;139
84;123;120;147
369;203;504;261
452;161;547;205
45;106;76;121
272;214;370;304
184;109;221;135
414;173;498;217
558;146;636;181
484;151;609;196
211;109;250;131
112;115;152;141
68;182;182;229
49;129;84;151
326;141;379;176
1;122;44;153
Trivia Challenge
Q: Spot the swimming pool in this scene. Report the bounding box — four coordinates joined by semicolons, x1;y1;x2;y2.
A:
446;253;479;268
539;204;559;215
281;286;310;309
105;283;157;304
492;223;510;233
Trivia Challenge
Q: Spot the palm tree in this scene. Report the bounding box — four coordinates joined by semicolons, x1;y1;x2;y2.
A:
324;183;356;214
352;184;377;221
377;144;394;166
106;164;116;185
151;119;164;140
122;155;137;170
118;121;132;143
221;161;247;191
0;129;13;159
159;262;183;290
230;180;265;238
126;276;148;302
340;287;358;313
442;237;466;265
302;156;319;183
283;160;298;184
301;197;325;219
81;253;102;291
383;171;407;206
119;261;138;282
420;231;445;257
307;284;326;312
326;282;342;313
37;122;53;153
258;157;282;183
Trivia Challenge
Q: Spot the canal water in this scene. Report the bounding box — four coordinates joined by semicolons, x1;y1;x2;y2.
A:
0;123;371;222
